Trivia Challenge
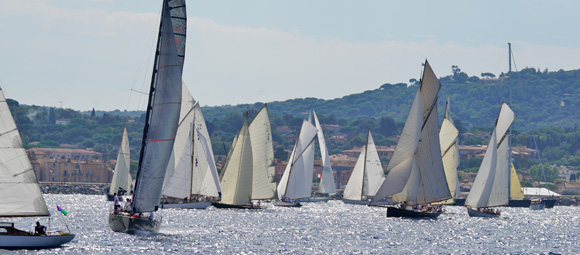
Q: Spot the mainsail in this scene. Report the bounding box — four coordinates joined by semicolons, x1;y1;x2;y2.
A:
343;130;385;201
162;85;221;199
133;0;183;213
278;120;318;200
219;119;253;206
313;110;336;194
109;126;132;197
465;103;515;208
248;104;277;200
438;99;461;203
373;60;451;205
0;89;50;217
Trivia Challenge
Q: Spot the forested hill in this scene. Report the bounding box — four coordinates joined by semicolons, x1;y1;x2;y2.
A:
203;67;580;131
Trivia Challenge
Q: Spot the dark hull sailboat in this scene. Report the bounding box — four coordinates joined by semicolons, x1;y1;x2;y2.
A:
386;207;442;219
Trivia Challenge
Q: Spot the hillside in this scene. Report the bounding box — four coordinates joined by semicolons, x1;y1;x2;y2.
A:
7;67;580;177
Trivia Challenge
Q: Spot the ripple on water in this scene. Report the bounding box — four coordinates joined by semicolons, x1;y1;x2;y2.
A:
1;195;579;254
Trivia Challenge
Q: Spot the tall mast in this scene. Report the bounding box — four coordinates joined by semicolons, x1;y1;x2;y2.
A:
508;42;512;171
360;129;370;201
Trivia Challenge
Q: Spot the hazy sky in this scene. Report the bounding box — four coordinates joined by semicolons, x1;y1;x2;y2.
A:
1;0;579;111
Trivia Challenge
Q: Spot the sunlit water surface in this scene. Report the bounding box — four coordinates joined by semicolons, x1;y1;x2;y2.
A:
2;194;579;254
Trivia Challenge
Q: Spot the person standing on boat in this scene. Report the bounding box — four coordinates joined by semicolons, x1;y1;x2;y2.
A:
34;221;46;236
113;193;120;214
123;198;132;213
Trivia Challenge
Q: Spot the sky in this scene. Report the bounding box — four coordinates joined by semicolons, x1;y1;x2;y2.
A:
1;0;580;111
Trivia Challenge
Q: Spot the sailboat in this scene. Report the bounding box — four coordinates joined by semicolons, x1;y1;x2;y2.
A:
342;129;386;205
438;99;461;205
248;104;277;203
372;60;451;218
212;106;276;209
299;109;336;202
108;0;184;233
0;89;75;248
212;116;259;209
465;103;515;217
107;126;133;201
160;85;221;209
275;120;318;207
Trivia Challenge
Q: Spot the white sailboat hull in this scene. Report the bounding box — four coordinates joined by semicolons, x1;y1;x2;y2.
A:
108;213;161;233
466;208;500;218
0;234;75;249
161;202;211;209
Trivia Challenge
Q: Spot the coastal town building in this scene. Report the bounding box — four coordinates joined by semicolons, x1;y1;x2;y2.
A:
27;148;113;183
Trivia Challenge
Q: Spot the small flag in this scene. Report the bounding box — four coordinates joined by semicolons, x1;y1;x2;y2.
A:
195;158;198;167
49;169;53;173
57;205;68;216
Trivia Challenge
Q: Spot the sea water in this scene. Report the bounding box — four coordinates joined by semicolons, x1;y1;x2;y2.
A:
2;194;579;254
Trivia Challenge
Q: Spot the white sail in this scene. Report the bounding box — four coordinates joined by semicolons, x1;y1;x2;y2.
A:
374;60;451;204
277;120;318;200
220;120;253;205
0;90;50;217
465;103;515;208
343;130;385;200
109;126;132;196
439;99;461;201
133;0;183;213
197;130;221;196
364;131;386;197
373;87;422;201
465;130;498;208
248;104;276;200
162;84;196;199
313;110;336;194
487;103;515;207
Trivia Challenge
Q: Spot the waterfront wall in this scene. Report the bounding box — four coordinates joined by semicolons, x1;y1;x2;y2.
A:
40;183;108;195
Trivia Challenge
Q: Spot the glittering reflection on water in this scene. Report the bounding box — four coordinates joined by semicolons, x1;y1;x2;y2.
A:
2;195;579;254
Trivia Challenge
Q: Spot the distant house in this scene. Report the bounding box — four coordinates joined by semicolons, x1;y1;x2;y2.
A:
55;118;71;125
27;148;112;183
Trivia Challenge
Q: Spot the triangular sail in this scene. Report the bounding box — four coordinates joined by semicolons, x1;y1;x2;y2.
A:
133;0;183;213
343;130;385;201
248;104;276;200
313;110;336;194
109;126;132;196
374;60;451;204
438;99;461;203
219;120;253;205
0;90;49;217
465;130;498;208
510;163;524;199
197;130;221;196
465;103;515;208
277;120;318;200
487;103;515;207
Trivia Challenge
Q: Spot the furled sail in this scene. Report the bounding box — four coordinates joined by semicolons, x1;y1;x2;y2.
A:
343;130;385;200
248;104;277;200
219;119;253;206
109;126;132;197
374;60;451;205
0;89;49;217
313;110;336;194
278;120;318;200
133;0;183;213
438;99;461;203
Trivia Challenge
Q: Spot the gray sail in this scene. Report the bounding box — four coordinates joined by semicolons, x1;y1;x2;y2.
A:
168;0;187;68
133;0;183;213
